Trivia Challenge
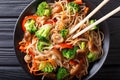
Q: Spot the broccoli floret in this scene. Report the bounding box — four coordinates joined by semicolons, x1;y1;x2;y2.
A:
80;42;86;50
36;2;51;16
35;24;52;42
90;19;98;30
57;67;69;80
60;29;69;38
87;52;97;62
67;2;80;14
37;41;51;52
24;19;37;33
39;62;54;73
62;46;79;59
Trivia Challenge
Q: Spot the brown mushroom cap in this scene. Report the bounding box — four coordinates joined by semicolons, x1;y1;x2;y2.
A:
24;31;31;41
49;49;62;61
51;33;64;44
88;40;99;53
70;64;81;76
24;55;32;63
52;4;62;14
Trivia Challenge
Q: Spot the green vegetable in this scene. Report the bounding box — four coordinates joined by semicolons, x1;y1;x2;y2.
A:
36;2;51;16
39;62;54;73
57;67;69;80
35;24;52;42
90;19;98;30
80;42;86;50
87;52;97;62
24;19;37;33
62;46;79;59
60;29;69;38
67;2;80;14
37;41;50;52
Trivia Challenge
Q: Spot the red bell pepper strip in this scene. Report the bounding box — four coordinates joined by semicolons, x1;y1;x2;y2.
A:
44;19;57;24
74;0;83;4
54;43;73;49
69;60;78;65
22;15;39;32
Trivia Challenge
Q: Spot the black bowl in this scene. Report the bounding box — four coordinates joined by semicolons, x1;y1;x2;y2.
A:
14;0;110;80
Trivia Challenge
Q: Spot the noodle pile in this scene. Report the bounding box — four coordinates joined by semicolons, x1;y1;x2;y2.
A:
19;0;104;80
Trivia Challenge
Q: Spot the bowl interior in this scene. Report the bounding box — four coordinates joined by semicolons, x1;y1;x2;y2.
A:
14;0;109;80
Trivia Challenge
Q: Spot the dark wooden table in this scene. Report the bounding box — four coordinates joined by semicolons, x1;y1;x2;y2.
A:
0;0;120;80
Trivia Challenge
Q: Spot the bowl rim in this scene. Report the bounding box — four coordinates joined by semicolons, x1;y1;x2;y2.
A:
13;0;110;80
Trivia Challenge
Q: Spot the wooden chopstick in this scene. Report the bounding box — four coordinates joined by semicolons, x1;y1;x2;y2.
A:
69;0;110;35
72;6;120;39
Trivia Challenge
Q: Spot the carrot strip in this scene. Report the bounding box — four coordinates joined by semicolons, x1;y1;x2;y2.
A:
48;59;57;67
39;61;47;71
30;58;38;73
84;7;89;15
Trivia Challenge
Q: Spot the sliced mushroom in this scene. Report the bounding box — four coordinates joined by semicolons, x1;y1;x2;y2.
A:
24;31;31;41
52;4;62;14
49;49;62;61
51;33;64;44
88;40;99;53
24;55;32;63
36;16;47;26
48;49;63;67
77;49;86;55
70;64;81;76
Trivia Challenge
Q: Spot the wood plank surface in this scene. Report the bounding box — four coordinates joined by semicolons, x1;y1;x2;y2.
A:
0;0;119;17
0;0;120;80
0;66;32;80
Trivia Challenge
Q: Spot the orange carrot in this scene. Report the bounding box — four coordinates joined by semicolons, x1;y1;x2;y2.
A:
30;58;38;73
48;59;57;67
74;0;83;4
19;41;30;52
84;7;89;15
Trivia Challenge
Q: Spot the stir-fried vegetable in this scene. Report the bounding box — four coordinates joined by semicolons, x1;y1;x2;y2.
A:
35;24;52;42
24;19;37;33
22;15;38;32
54;43;73;49
84;7;89;15
60;29;69;38
67;2;80;14
87;52;97;62
39;62;54;73
90;19;98;30
62;46;79;59
74;0;83;4
36;2;51;16
80;42;86;50
19;41;30;53
37;41;50;52
57;67;69;80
